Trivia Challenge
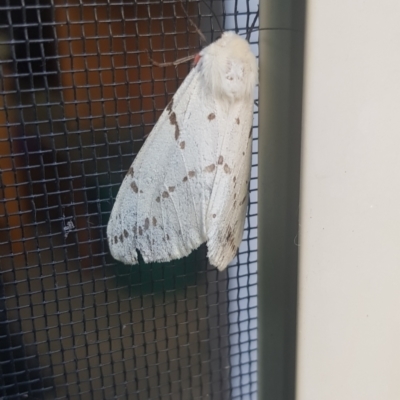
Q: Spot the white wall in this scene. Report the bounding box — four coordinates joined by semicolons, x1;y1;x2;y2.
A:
297;1;400;399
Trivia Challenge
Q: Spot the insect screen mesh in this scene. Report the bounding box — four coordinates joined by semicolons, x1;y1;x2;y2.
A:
0;1;258;399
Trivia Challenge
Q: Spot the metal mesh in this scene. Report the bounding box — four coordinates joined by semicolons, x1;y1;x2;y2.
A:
0;1;258;399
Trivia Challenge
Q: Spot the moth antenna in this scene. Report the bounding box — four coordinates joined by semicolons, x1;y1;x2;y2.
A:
187;17;207;44
150;53;196;68
242;8;298;40
179;1;207;44
258;27;299;32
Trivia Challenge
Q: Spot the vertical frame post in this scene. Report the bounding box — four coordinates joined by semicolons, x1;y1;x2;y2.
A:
258;1;306;399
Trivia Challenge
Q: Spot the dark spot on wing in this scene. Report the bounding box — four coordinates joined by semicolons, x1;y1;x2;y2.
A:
167;98;174;113
212;214;216;218
114;236;118;244
208;113;215;121
183;176;188;182
127;167;134;177
156;196;160;203
162;191;169;198
204;164;215;173
226;228;237;251
119;234;123;243
218;155;224;165
236;118;240;125
144;218;150;231
152;217;157;226
123;229;129;238
233;176;237;182
224;163;232;174
166;234;170;240
169;111;180;140
180;141;185;149
131;181;138;193
140;190;143;193
188;171;196;178
169;186;175;192
243;151;245;156
234;193;237;199
139;226;143;236
169;111;177;125
175;124;180;140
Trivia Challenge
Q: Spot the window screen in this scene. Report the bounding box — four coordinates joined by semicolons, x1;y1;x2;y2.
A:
0;1;258;399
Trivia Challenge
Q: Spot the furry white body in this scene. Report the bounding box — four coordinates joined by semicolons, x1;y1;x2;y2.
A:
107;32;258;271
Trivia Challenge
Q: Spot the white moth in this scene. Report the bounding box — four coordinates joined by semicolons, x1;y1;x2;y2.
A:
107;32;258;271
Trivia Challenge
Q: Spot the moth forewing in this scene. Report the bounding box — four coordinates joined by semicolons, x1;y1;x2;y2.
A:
206;100;254;270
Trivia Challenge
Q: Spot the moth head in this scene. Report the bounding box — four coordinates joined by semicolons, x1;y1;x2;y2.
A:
199;31;258;103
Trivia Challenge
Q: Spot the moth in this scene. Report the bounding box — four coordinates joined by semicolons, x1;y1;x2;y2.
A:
107;31;258;271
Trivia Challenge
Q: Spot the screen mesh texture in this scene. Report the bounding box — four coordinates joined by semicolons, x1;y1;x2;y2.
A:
0;1;258;399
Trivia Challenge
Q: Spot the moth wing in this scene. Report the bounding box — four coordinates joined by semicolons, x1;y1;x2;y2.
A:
107;67;219;264
206;101;254;270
